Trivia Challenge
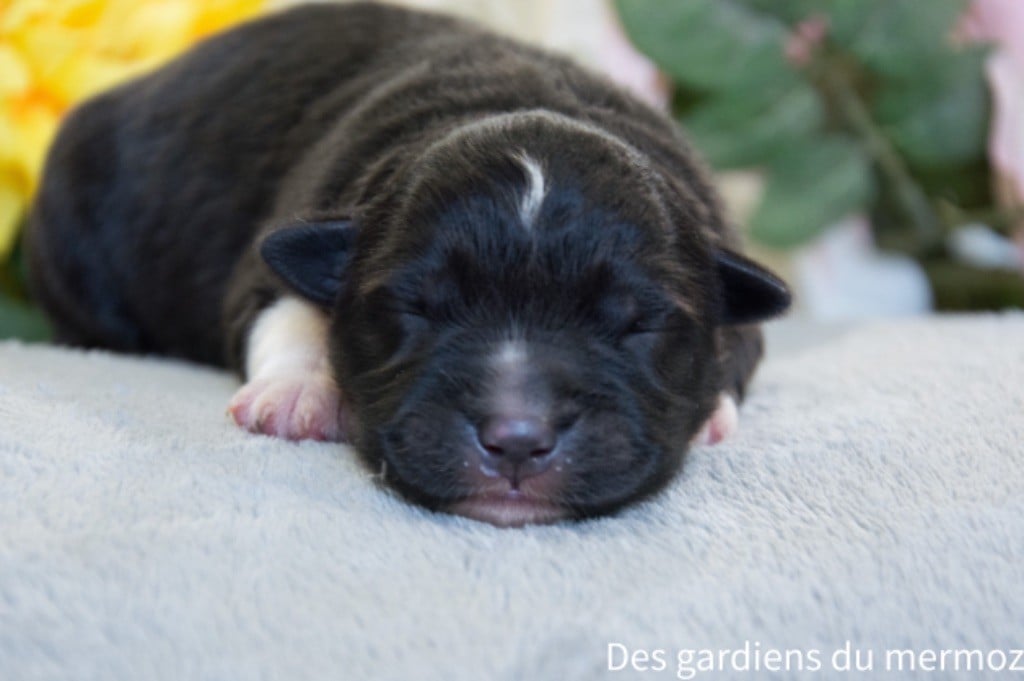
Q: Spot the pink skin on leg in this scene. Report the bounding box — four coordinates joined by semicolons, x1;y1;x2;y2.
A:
227;297;349;442
228;372;348;442
691;393;739;447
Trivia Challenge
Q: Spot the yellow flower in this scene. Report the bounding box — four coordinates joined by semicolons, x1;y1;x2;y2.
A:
0;0;266;259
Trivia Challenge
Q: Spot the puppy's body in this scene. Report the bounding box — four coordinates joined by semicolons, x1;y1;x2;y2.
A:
27;4;789;525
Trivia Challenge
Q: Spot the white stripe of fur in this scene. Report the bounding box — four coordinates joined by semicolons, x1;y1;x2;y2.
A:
245;297;330;380
516;154;546;228
493;340;528;368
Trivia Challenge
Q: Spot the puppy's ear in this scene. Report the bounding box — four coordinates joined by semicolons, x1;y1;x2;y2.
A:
716;249;791;325
260;221;357;306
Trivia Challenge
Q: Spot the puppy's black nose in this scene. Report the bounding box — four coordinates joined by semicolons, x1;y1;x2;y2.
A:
477;415;559;484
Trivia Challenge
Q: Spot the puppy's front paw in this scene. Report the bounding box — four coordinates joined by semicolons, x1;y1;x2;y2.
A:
228;372;347;442
692;393;739;447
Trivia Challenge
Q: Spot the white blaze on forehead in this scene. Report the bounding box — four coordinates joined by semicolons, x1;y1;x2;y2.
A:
245;296;331;379
516;154;547;229
493;340;528;369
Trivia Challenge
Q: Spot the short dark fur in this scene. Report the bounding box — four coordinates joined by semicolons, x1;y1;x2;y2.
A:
26;3;789;519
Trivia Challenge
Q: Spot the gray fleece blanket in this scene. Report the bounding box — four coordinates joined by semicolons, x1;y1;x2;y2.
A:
1;315;1022;681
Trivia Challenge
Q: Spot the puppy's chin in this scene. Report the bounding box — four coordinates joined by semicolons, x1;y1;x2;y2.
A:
448;491;569;527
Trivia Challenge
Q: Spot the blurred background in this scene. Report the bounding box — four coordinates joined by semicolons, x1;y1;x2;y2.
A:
2;0;1022;341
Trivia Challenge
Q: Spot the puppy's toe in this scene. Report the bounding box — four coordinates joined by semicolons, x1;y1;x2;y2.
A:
228;373;347;442
692;393;739;447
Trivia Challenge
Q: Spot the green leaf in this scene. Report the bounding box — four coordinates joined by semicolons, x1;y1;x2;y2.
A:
0;296;52;342
828;0;970;79
733;0;824;25
749;137;874;247
914;158;991;211
682;80;824;168
614;0;795;92
872;49;989;168
1;232;31;300
925;259;1024;311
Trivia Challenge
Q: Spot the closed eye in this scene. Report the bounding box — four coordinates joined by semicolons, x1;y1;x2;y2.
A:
621;306;695;337
614;302;684;337
625;324;692;335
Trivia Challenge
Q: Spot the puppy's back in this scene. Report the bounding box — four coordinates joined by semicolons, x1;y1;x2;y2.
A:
28;3;728;366
27;4;467;361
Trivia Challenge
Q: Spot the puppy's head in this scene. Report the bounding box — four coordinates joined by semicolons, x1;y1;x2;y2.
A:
261;113;789;526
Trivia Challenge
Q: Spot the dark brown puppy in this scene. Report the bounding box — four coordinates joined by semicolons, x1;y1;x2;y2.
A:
26;3;790;526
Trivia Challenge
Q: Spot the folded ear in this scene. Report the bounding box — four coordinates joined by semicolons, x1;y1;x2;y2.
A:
259;220;357;306
716;249;792;325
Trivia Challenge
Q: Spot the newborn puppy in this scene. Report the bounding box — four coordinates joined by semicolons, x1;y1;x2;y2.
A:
26;3;790;526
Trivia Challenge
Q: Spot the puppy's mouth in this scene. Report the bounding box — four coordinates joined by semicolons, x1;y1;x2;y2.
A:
448;487;568;527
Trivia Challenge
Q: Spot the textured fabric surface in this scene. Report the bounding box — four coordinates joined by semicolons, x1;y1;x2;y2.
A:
1;315;1022;680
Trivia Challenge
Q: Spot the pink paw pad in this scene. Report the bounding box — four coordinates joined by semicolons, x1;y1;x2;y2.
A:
692;394;739;447
228;372;347;442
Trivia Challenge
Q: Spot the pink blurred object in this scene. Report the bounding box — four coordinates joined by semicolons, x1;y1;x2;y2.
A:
958;0;1024;253
784;15;829;67
593;0;670;109
383;0;670;110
